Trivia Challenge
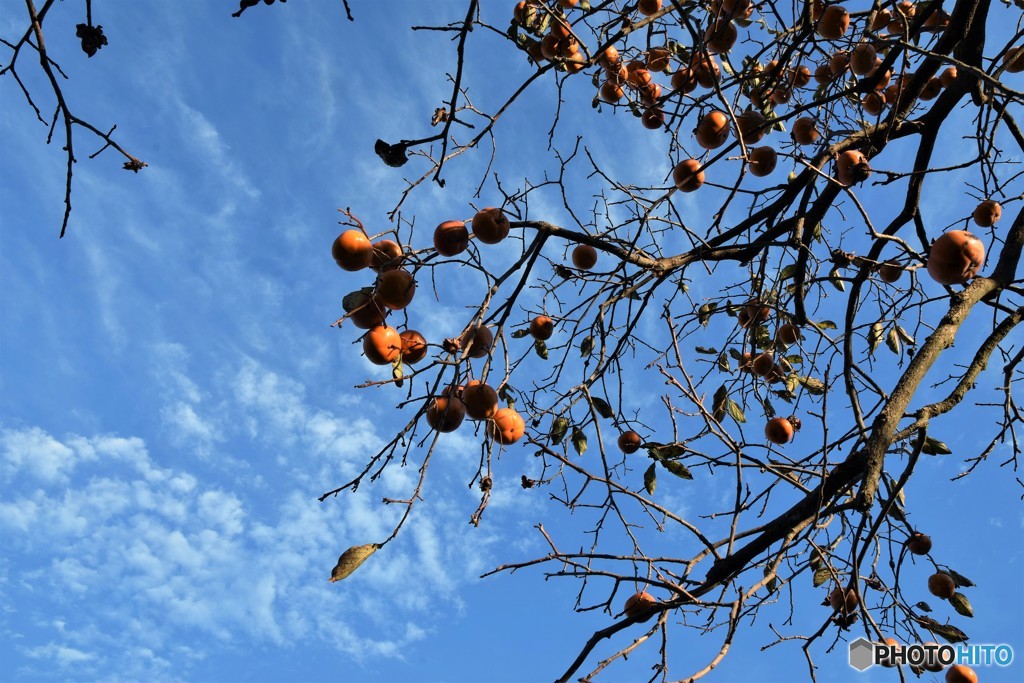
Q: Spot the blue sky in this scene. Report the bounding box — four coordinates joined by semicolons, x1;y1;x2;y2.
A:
1;2;1023;682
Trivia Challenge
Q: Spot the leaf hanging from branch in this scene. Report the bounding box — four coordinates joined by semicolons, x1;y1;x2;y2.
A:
329;543;379;583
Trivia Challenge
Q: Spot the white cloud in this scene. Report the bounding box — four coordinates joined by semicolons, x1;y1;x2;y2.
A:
161;401;223;450
24;642;97;667
0;427;81;484
0;380;514;679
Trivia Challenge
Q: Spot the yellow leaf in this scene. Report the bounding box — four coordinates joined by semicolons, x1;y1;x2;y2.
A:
329;543;379;583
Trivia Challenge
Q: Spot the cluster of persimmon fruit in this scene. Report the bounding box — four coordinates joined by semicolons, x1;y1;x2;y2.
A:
739;302;804;445
332;208;535;445
614;300;805;453
511;0;1005;291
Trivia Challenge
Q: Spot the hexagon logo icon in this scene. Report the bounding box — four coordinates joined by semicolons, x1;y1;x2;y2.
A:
849;637;875;671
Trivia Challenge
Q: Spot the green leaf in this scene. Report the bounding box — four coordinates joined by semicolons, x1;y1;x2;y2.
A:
950;592;974;618
812;320;837;331
549;416;570;445
659;459;693;479
915;601;933;612
868;322;884;355
695;346;719;355
499;384;516;410
883;473;906;508
329;543;379;583
753;325;772;350
511;328;531;339
571;428;587;456
812;567;831;588
553;264;574;279
534;339;549;360
643;463;657;495
698;303;717;327
590;396;614;419
778;263;799;281
886;505;907;523
580;336;594;357
926;621;969;644
648;443;686;459
726;399;746;424
809;548;824;571
885;327;901;355
717;352;730;372
765;566;778;594
947;569;975;588
922;437;952;455
342;287;377;312
712;384;728;423
799;376;826;395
